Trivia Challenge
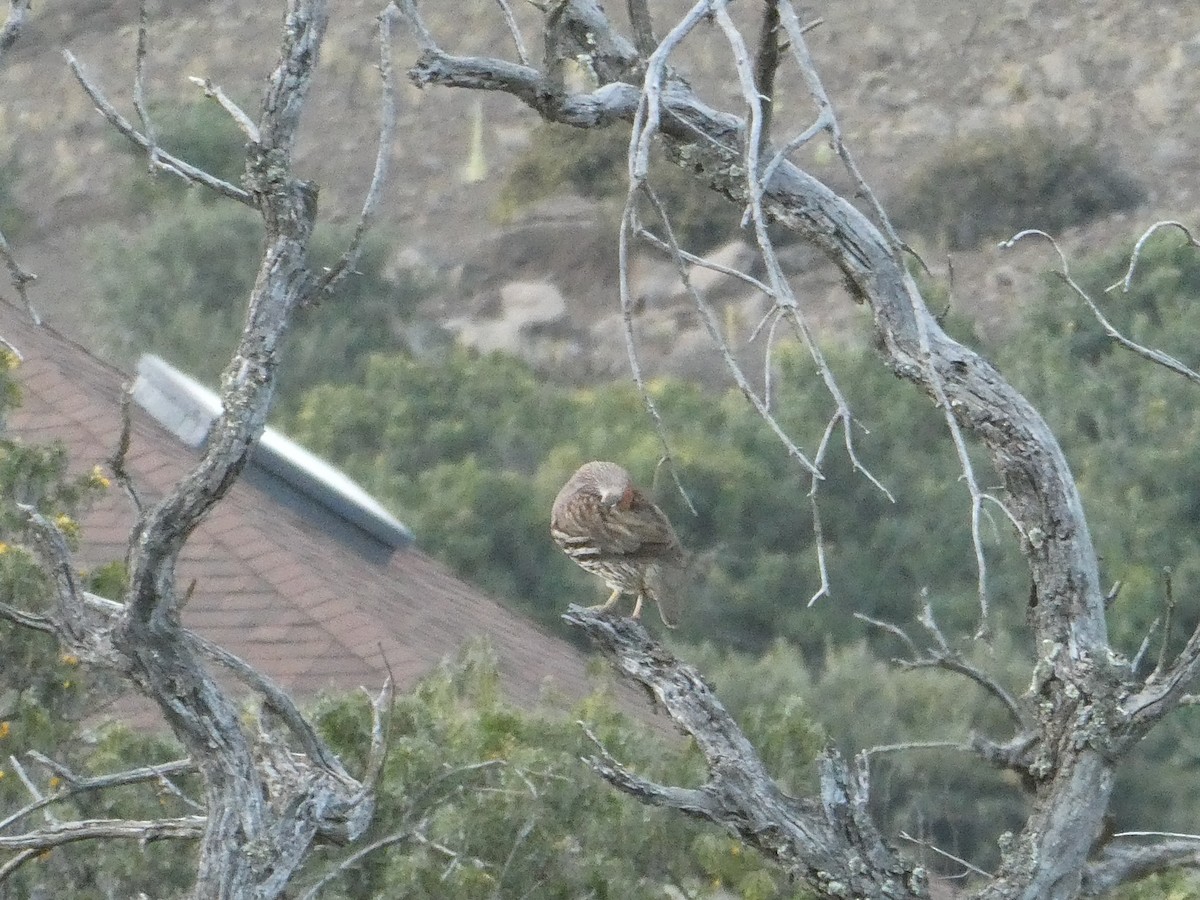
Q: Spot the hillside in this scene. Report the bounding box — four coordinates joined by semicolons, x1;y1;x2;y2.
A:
0;0;1197;370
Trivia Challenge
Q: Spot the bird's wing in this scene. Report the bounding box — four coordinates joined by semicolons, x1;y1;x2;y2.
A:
598;490;680;558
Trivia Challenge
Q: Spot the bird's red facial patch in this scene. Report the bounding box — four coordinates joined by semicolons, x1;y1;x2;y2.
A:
617;484;635;510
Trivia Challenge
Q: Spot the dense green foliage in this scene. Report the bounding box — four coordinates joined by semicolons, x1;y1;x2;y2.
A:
0;351;107;794
0;356;196;899
286;330;1028;658
303;644;819;899
893;126;1144;250
87;195;430;417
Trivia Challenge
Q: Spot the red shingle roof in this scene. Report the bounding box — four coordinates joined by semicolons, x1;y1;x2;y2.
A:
2;302;603;711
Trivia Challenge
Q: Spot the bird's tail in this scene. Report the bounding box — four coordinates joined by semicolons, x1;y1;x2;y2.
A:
646;550;708;629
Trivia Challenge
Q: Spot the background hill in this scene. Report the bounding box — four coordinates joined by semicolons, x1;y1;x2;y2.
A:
0;0;1197;359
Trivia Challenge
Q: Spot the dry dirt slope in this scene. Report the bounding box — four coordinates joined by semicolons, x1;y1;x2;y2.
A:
0;0;1197;358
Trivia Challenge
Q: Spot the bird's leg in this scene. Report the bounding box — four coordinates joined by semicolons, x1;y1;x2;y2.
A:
587;587;623;613
629;592;645;620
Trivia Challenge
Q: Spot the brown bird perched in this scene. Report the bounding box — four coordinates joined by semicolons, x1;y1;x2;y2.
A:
551;461;686;627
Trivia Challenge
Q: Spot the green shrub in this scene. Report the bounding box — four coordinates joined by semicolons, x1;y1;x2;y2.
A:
894;127;1144;249
86;195;429;414
113;100;249;207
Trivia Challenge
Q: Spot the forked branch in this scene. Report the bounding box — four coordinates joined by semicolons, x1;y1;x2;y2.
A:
564;605;927;898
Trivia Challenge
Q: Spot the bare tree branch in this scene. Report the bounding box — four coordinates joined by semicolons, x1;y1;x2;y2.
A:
564;605;927;898
107;383;144;515
857;607;1028;730
495;0;530;65
1151;567;1176;682
312;2;401;301
0;816;204;853
1002;229;1200;386
1107;220;1200;294
0;757;196;834
0;3;400;895
626;0;656;58
1121;612;1200;744
131;0;160;170
64;51;254;206
188;75;261;143
899;830;993;880
752;0;781;155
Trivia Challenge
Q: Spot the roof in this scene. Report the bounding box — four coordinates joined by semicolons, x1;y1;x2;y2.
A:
0;301;606;712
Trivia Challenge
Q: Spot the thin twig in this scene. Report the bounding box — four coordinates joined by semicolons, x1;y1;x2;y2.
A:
300;824;424;899
854;612;920;657
313;2;400;300
635;186;821;480
761;305;783;408
132;0;160;172
1002;229;1200;386
0;600;55;634
774;2;904;250
64;51;254;206
186;631;347;777
491;816;536;899
856;605;1025;728
18;506;88;645
1152;567;1176;682
1111;831;1200;841
1107;220;1200;294
1;755;197;834
0;816;204;852
0;848;39;884
636;227;774;296
1130;618;1159;676
616;200;699;515
898;831;993;879
807;490;830;605
8;756;50;822
752;0;781;156
108;383;143;514
626;0;656;57
865;740;970;757
188;76;261;143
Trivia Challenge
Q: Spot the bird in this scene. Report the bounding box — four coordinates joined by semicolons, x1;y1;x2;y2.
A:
550;460;686;627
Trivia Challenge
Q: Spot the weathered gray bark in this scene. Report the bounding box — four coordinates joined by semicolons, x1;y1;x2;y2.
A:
565;606;928;898
401;2;1200;897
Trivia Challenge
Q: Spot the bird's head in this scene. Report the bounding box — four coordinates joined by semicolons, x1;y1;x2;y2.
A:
578;461;636;511
598;482;635;510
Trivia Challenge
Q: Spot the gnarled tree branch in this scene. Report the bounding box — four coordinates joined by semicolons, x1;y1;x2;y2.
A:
564;605;928;898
